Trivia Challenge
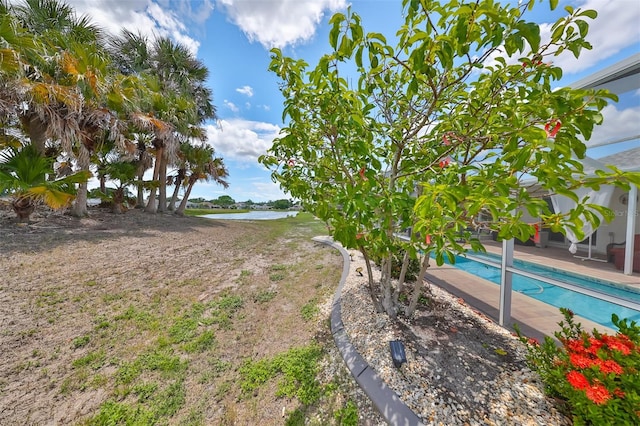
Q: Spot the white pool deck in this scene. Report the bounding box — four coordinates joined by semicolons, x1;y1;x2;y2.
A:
424;241;640;343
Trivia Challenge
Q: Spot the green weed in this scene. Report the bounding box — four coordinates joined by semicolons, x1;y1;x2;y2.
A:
253;290;277;303
102;293;124;303
285;408;306;425
72;350;106;370
334;400;359;425
87;400;155;425
269;272;286;282
182;330;215;353
72;335;90;349
270;264;287;271
132;382;158;402
301;301;319;321
239;344;324;405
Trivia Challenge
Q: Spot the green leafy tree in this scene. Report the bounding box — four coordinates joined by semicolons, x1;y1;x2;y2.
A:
215;195;235;207
271;199;292;210
261;0;640;318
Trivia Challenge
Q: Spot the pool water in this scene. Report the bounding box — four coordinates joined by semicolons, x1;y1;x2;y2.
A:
448;254;640;329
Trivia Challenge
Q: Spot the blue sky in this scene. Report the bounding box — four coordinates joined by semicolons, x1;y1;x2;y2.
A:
65;0;640;203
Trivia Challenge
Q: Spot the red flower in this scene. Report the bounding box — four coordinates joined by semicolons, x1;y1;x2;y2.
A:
439;157;451;168
569;353;595;369
566;339;585;354
566;370;590;390
359;167;368;181
613;388;626;398
601;334;633;355
585;337;603;355
585;384;612;405
597;359;623;375
544;120;561;138
425;234;431;244
527;337;539;346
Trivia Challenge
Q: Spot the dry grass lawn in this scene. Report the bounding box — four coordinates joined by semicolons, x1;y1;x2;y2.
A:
0;207;361;425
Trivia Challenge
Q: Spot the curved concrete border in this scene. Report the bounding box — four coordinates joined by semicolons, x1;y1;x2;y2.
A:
313;236;423;426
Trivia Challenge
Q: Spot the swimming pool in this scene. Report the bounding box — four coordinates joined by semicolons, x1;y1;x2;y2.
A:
448;253;640;329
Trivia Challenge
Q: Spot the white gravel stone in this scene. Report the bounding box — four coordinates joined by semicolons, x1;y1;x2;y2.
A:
338;249;571;425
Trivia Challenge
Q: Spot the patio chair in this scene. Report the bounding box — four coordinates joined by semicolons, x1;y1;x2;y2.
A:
607;234;640;272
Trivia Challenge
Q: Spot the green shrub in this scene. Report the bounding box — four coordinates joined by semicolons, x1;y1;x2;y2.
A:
515;309;639;425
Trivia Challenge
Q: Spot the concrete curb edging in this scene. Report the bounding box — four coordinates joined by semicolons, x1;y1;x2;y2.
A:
313;236;423;426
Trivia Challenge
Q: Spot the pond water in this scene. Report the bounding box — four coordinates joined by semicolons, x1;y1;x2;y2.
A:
201;211;299;220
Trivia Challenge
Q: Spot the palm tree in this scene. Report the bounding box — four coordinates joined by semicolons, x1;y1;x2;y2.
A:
109;32;217;213
0;144;89;221
5;0;128;217
102;160;137;214
175;144;229;216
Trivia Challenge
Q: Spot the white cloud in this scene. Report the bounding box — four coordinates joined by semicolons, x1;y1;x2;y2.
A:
64;0;203;55
542;0;640;74
484;0;640;75
216;0;346;48
236;85;254;97
206;119;282;163
223;100;239;112
586;103;640;148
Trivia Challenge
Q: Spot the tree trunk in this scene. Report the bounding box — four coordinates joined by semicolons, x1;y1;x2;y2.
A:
19;113;48;155
136;174;145;208
360;248;383;313
144;146;163;213
380;256;397;319
145;188;157;213
71;145;91;217
12;197;35;223
157;154;168;213
99;173;107;194
406;252;431;317
175;179;195;216
393;249;411;306
112;187;127;214
168;181;180;211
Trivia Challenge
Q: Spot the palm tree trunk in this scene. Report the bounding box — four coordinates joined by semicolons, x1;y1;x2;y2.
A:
168;181;180;211
19;113;48;155
145;186;157;213
157;154;168;212
144;146;163;213
99;173;107;194
175;178;195;216
136;173;145;208
12;197;36;223
71;145;91;217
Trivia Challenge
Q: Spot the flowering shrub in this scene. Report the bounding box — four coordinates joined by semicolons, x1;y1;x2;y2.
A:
515;308;639;425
